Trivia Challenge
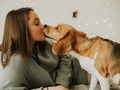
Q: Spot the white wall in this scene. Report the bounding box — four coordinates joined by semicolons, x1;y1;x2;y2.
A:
0;0;120;43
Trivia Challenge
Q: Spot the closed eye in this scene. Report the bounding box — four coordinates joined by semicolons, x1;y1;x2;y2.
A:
34;18;40;26
35;23;39;26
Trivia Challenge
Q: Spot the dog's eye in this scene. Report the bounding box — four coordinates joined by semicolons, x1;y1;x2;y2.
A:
55;27;59;32
55;27;58;30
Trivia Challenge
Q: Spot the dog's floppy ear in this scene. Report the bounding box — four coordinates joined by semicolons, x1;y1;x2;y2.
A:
52;33;72;55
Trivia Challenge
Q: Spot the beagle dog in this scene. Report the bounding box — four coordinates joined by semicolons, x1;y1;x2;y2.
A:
44;24;120;90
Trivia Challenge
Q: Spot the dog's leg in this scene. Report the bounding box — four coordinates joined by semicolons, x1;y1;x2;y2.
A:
89;75;98;90
111;73;120;89
98;76;110;90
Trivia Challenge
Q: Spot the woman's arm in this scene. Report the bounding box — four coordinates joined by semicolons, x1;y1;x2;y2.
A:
46;39;72;88
55;54;72;88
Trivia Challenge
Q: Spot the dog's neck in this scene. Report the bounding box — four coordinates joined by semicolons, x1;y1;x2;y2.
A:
72;33;100;57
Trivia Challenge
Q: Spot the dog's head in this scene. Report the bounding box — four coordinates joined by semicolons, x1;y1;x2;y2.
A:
44;24;86;55
44;24;74;40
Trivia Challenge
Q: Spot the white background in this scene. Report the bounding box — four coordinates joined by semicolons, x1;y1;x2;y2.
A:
0;0;120;43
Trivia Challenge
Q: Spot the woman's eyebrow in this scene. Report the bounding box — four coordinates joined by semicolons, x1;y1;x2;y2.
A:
34;18;39;21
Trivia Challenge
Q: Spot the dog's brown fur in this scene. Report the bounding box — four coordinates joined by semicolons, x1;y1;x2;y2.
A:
44;24;120;79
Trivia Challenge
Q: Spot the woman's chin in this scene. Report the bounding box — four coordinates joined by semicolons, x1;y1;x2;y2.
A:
40;37;46;41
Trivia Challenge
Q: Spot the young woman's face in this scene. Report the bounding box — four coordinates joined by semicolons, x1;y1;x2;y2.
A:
28;11;45;43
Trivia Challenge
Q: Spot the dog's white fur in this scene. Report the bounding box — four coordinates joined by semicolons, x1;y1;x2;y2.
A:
44;24;120;90
70;50;111;90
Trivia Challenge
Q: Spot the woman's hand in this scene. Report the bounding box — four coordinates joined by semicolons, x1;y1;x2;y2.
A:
43;85;69;90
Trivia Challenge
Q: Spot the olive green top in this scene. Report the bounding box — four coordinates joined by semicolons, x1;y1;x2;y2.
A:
0;40;72;90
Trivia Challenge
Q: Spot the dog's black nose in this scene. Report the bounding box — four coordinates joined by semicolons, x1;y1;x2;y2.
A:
44;24;48;29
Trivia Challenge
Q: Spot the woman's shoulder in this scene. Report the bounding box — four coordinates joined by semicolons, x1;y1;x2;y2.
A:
9;54;25;67
6;54;32;71
1;54;26;78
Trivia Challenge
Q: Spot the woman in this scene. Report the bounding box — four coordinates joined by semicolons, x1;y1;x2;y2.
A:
0;7;88;90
